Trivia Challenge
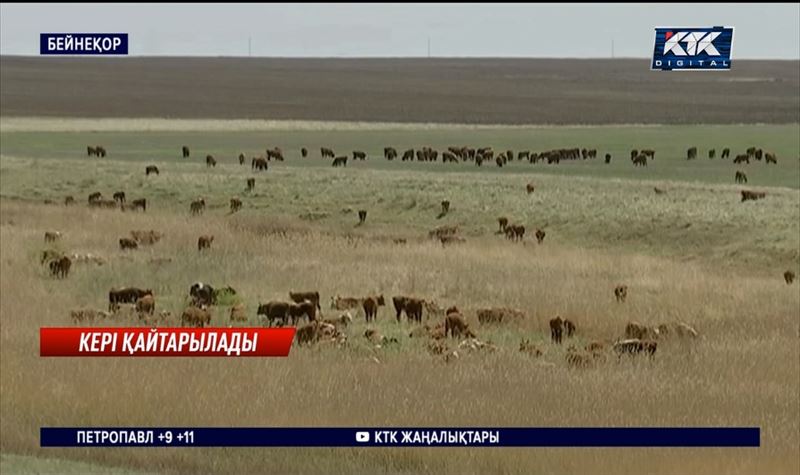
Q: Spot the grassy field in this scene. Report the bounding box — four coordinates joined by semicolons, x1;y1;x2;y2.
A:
0;119;799;474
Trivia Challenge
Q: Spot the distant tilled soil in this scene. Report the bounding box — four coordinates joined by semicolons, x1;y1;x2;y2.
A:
1;57;798;124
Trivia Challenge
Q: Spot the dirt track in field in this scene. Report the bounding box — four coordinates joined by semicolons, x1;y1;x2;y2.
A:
1;56;798;124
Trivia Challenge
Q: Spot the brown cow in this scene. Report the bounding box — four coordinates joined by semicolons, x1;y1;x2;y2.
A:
135;294;155;317
498;217;509;233
288;301;317;325
764;152;777;164
440;200;450;215
526;183;535;194
230;197;242;213
563;319;576;338
535;229;546;244
48;256;72;278
113;191;126;204
358;210;367;225
181;305;212;328
246;178;255;191
785;271;795;284
44;231;61;242
393;296;423;322
252;157;268;171
130;198;147;212
64;196;76;206
301;147;308;158
145;165;159;176
257;301;291;327
182;146;190;158
238;153;245;165
206;155;217;167
614;285;628;303
363;295;385;322
229;303;248;323
109;287;152;312
332;156;348;167
197;235;214;251
741;190;766;202
735;171;747;184
190;198;206;215
290;291;322;310
445;311;474;338
549;316;564;344
119;237;139;250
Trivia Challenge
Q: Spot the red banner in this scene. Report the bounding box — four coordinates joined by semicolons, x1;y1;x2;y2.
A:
40;327;295;357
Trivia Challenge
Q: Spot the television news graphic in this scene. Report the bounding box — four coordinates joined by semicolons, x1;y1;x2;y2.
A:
652;27;733;71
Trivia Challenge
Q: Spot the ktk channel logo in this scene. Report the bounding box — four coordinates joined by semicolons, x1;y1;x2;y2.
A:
652;27;733;71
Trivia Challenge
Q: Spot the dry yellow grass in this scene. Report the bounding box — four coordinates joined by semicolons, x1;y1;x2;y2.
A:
1;199;798;474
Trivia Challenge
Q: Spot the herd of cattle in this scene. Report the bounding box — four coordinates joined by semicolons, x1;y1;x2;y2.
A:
32;140;795;365
66;278;716;366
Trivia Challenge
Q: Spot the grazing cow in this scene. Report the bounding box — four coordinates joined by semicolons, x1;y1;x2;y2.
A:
363;295;385;322
784;271;795;284
605;153;611;164
230;197;242;213
48;256;72;278
625;321;652;340
145;165;159;176
641;149;655;160
87;146;96;157
741;190;766;202
535;229;546;244
733;154;749;164
632;154;648;167
64;196;76;206
721;148;730;159
321;147;335;159
288;300;317;325
289;291;322;310
251;157;268;171
526;183;535;194
266;147;284;162
764;152;777;164
613;339;657;358
358;209;367;225
189;282;216;307
246;178;255;191
70;308;111;324
687;147;697;160
257;301;291;327
505;224;525;241
393;296;423;322
563;319;576;338
445;311;474;338
44;231;61;242
614;285;628;303
353;150;367;160
130;230;163;245
735;171;747;184
332;156;348;167
197;235;214;251
549;316;564;344
301;147;308;158
109;287;152;312
708;149;716;159
401;149;414;161
88;192;102;204
190;198;206;215
130;198;147;212
113;191;126;204
519;339;542;357
135;294;155;316
182;146;190;158
229;303;247;323
238;153;245;165
440;200;450;215
497;217;509;233
384;147;398;160
206;155;217;167
755;149;763;161
181;306;212;328
119;237;138;250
